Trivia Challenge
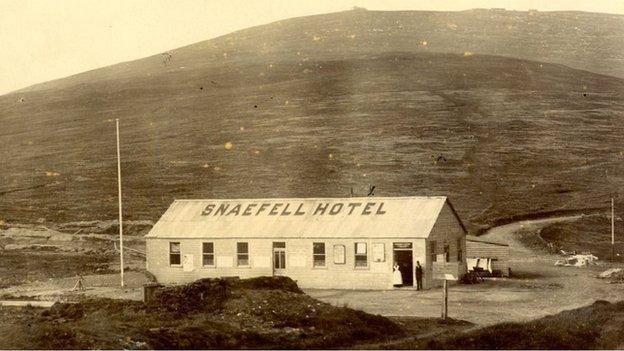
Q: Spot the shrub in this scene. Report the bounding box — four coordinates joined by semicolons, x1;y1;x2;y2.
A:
229;276;303;294
149;278;228;314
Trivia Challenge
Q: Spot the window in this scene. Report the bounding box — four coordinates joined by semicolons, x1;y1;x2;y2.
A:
444;243;450;262
333;245;346;264
313;242;326;267
430;241;437;263
456;238;463;262
354;242;368;268
372;243;385;262
273;242;286;269
273;251;286;269
202;242;214;266
237;242;249;266
169;242;181;265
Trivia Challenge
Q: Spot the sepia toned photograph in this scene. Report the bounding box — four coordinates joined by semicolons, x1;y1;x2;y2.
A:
1;0;623;349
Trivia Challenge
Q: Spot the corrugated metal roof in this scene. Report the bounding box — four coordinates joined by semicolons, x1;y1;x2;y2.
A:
466;235;509;246
146;196;449;239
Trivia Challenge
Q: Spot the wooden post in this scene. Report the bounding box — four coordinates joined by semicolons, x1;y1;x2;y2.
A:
441;249;449;320
442;279;448;319
612;198;615;260
116;119;125;288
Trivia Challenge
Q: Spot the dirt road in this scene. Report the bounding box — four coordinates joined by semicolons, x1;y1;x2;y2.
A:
308;215;624;326
479;215;584;257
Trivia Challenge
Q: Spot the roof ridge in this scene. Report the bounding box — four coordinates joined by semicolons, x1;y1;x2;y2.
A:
172;196;448;202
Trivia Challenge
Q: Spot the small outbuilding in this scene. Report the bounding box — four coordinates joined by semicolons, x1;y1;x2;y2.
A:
465;235;510;277
145;196;468;290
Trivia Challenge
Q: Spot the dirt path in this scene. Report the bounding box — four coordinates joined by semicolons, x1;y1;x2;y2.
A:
0;271;147;301
308;214;624;326
479;214;583;257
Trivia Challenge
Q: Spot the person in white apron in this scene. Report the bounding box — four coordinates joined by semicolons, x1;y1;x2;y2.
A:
393;263;403;287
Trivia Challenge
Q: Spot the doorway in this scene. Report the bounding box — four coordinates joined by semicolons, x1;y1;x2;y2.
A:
393;242;414;286
273;242;286;275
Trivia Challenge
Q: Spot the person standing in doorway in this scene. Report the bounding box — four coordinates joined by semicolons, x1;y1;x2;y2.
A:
392;263;403;287
415;261;423;290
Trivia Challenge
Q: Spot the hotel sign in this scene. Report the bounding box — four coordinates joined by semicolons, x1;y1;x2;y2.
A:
200;201;387;217
393;242;413;249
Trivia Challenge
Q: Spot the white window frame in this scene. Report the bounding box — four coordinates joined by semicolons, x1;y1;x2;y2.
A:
354;242;368;269
372;243;385;262
169;242;181;266
236;242;250;267
430;241;437;264
333;244;346;264
202;242;215;267
312;242;326;268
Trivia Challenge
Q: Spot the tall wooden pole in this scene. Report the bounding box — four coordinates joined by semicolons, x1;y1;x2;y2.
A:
116;119;125;287
442;253;448;320
612;198;615;260
442;279;448;319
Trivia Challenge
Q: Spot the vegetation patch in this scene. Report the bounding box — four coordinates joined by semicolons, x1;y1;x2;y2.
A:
522;214;624;262
1;276;405;349
0;250;113;289
424;300;624;349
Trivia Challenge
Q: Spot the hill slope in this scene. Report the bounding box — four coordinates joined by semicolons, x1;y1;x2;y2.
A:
425;300;624;349
1;48;623;229
15;8;624;94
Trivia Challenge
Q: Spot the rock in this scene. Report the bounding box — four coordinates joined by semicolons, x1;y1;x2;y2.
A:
555;254;598;267
56;219;154;235
74;176;92;182
600;268;623;279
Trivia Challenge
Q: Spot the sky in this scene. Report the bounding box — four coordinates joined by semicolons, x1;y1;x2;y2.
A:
1;0;623;95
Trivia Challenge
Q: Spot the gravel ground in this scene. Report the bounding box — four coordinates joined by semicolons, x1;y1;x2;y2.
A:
307;216;624;326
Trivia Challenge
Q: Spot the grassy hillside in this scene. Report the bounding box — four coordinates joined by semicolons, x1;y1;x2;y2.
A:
422;300;624;349
1;11;624;230
535;213;624;261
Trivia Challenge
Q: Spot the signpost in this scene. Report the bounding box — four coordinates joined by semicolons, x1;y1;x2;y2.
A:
440;273;457;319
442;279;448;319
434;260;457;319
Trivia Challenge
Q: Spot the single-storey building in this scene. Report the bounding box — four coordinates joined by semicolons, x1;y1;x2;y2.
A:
465;235;510;277
145;196;468;289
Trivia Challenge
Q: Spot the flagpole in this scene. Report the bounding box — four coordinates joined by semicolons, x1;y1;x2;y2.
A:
612;198;615;260
116;119;125;287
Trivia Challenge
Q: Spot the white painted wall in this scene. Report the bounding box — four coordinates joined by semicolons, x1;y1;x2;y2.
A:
145;201;468;290
146;237;435;289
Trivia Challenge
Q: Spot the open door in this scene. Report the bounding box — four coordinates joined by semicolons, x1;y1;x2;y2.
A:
393;243;414;286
